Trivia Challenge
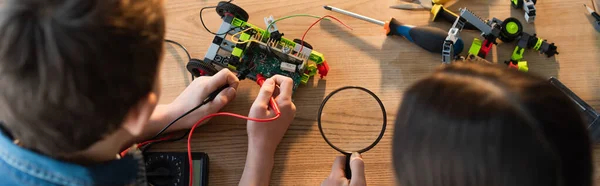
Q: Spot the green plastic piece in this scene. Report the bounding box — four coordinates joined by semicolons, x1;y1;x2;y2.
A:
232;47;243;57
307;64;317;76
240;33;251;41
511;0;519;5
506;22;519;34
309;51;325;64
280;38;297;48
228;64;237;71
300;74;310;84
468;38;482;56
511;47;525;61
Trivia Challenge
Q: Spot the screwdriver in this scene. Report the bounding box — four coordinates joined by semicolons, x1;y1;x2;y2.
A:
324;5;463;54
584;4;600;32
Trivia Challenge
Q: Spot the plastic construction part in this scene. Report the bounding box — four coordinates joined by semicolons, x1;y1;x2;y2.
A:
517;61;529;72
430;5;477;30
459;8;493;35
478;39;494;58
511;0;536;23
522;0;536;23
468;38;482;56
442;14;467;64
216;1;249;22
317;61;330;78
499;17;523;42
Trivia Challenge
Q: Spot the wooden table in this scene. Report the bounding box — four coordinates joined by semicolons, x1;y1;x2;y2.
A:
156;0;600;185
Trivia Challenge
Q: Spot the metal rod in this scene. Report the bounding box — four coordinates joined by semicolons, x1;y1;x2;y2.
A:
324;5;385;26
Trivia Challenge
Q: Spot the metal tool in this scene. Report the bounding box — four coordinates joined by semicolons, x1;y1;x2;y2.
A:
548;77;600;142
584;4;600;32
390;0;451;10
323;5;463;54
390;0;433;10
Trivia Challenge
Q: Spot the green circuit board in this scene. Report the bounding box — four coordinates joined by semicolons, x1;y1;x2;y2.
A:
239;43;302;90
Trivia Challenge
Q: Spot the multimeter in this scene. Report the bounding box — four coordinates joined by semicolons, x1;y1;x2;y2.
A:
144;152;209;186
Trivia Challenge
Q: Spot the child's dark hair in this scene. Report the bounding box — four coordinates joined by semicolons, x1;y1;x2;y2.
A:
393;63;592;186
0;0;165;157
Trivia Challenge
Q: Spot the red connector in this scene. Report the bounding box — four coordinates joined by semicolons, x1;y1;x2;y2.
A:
507;62;519;69
317;61;329;79
255;74;281;114
478;39;494;58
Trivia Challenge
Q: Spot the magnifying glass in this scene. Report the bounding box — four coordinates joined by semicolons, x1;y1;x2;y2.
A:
318;86;387;179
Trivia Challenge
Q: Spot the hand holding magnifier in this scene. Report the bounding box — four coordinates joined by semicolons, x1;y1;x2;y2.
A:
318;86;387;179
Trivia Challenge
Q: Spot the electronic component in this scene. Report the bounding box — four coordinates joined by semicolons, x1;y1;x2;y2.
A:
280;62;297;72
188;2;329;91
145;152;209;186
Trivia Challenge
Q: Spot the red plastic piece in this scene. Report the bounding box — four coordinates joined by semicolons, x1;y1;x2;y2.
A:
507;62;519;69
478;39;494;58
317;61;330;79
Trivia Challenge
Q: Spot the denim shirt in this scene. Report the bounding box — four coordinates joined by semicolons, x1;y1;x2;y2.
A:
0;125;148;186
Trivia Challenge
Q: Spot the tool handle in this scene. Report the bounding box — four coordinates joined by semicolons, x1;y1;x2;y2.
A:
593;12;600;21
386;18;464;54
431;5;477;30
344;153;352;179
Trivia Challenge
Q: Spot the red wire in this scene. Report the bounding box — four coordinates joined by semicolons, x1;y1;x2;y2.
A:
187;97;280;185
119;134;175;157
297;15;353;55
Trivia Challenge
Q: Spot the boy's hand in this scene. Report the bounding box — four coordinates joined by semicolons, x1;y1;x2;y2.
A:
168;69;239;129
239;75;296;186
321;153;366;186
247;75;296;154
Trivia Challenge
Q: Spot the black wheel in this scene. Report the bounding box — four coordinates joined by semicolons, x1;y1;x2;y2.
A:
293;39;313;50
499;17;523;42
511;0;523;8
187;58;218;77
216;1;249;22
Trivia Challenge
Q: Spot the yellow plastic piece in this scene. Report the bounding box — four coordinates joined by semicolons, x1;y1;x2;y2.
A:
227;64;237;71
300;74;310;84
240;33;251;42
517;61;528;72
307;64;317;76
232;47;243;57
468;38;482;56
533;38;543;50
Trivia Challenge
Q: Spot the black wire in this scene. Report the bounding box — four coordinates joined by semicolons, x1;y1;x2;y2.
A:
143;72;251;153
165;39;191;61
164;39;195;81
200;0;234;36
149;99;212;141
141;131;189;152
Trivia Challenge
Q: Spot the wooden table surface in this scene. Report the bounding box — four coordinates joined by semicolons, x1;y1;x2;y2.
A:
155;0;600;185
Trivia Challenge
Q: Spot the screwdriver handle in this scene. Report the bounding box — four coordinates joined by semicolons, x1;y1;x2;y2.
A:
431;5;477;30
593;12;600;21
384;18;464;54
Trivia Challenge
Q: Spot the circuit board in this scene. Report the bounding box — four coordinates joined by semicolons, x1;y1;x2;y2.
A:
192;14;329;92
239;42;303;89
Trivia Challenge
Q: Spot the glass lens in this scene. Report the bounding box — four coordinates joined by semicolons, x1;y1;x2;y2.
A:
319;88;386;153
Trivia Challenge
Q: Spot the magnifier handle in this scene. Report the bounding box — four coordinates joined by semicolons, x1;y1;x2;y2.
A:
344;153;352;179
